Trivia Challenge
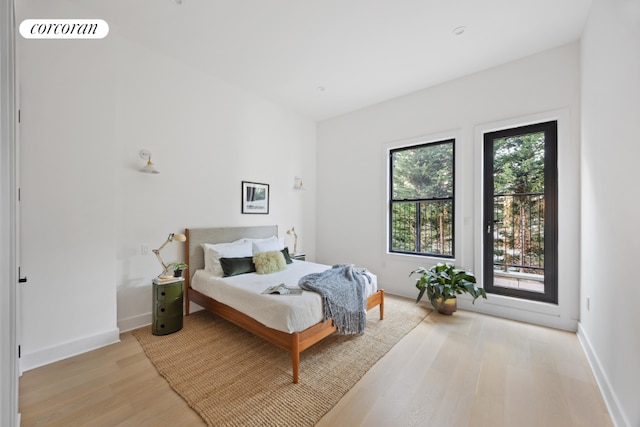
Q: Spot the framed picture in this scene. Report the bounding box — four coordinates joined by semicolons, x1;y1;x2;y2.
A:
241;181;269;214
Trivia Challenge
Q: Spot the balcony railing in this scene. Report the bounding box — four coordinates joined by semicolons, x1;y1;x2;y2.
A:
492;192;544;290
391;193;545;291
390;199;453;257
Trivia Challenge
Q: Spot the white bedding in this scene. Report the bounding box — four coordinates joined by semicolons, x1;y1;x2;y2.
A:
191;260;378;333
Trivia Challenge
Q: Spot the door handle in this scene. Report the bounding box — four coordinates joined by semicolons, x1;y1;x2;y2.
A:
18;267;27;283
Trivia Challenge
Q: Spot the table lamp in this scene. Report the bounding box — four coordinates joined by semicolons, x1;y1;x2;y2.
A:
286;227;298;255
153;232;186;279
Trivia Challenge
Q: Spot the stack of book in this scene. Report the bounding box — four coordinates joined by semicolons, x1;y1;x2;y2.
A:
152;276;184;285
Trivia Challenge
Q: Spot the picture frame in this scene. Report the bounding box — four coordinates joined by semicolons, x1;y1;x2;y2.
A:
241;181;269;214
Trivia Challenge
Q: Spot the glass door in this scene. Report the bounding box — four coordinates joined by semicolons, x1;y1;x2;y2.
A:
483;121;558;303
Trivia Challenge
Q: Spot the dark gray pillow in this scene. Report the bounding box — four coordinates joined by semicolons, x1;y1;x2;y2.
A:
281;247;293;264
219;256;256;277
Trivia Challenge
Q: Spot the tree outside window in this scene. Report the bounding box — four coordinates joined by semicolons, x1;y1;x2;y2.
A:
492;131;546;275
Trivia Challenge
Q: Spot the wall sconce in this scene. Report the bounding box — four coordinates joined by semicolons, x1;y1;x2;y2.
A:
294;176;304;190
153;232;186;278
139;149;159;174
286;227;298;255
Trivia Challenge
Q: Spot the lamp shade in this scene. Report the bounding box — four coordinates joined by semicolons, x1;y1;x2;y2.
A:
139;149;159;174
141;158;159;174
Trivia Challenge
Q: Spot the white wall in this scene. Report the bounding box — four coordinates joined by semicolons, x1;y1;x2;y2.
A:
17;0;317;369
579;0;640;426
18;0;119;370
317;42;581;331
113;36;317;331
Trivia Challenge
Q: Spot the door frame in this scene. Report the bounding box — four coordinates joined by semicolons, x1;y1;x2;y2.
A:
482;120;558;304
472;109;578;331
0;0;19;425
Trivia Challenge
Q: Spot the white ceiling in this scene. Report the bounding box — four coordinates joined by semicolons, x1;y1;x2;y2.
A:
74;0;592;121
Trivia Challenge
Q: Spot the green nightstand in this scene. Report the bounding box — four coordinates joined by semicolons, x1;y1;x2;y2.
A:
291;253;306;261
152;278;184;335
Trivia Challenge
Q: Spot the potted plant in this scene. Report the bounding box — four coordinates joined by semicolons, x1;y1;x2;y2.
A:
409;263;487;315
169;262;188;278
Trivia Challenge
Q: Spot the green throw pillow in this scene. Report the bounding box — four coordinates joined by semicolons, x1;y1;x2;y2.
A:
219;256;256;277
281;247;293;264
253;251;287;274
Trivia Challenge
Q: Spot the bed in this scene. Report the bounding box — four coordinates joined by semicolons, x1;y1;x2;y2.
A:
184;225;384;383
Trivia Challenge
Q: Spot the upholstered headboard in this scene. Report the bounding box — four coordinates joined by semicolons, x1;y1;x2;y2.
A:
185;225;278;285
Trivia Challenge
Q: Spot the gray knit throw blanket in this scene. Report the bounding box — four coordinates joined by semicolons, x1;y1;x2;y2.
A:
299;264;370;335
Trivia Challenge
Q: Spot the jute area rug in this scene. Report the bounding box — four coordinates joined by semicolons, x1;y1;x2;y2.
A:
133;295;430;426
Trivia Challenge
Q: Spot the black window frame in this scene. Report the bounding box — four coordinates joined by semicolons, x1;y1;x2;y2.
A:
388;138;455;258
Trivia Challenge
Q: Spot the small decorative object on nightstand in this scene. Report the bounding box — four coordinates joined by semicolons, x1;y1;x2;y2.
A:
152;277;184;335
291;253;306;261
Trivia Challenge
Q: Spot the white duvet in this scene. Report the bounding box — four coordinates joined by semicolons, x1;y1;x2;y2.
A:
190;260;377;333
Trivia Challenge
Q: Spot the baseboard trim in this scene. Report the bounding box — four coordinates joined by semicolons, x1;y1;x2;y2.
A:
118;312;152;333
20;328;120;372
457;297;578;332
577;323;630;427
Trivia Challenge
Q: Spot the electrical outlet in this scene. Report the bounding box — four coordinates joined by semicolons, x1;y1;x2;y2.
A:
141;244;149;255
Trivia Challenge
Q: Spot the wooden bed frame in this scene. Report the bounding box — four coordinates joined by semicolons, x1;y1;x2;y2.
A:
183;225;384;383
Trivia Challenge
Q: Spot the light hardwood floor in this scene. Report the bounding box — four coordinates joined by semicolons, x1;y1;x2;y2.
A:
20;304;612;427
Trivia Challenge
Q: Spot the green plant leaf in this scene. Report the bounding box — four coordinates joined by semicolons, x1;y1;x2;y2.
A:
409;267;427;277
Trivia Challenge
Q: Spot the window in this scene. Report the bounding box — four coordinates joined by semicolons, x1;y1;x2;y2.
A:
389;139;455;257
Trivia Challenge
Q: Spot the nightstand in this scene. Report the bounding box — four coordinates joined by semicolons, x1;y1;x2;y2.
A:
291;253;306;261
152;278;184;335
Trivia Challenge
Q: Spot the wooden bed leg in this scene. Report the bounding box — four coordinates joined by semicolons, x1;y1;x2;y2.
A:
379;289;385;320
184;228;191;317
292;333;300;384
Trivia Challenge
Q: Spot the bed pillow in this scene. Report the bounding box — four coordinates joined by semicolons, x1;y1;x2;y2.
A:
281;247;293;264
243;236;285;246
253;250;287;275
219;256;256;277
243;236;277;244
202;240;253;276
250;236;284;254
